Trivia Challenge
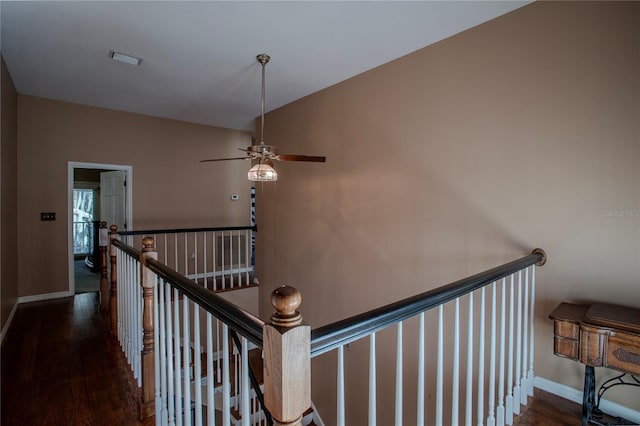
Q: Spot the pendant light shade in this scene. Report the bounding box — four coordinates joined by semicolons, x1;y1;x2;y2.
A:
248;162;278;181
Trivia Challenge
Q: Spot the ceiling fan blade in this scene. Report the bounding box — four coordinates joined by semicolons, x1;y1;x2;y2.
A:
278;154;326;162
200;157;250;163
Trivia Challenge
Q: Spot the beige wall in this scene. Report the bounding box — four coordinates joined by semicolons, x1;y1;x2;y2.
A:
17;95;253;298
1;54;19;336
255;2;640;423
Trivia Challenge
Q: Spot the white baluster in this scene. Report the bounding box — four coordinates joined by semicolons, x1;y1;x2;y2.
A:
184;233;188;279
452;298;460;425
395;321;403;426
465;292;474;426
230;231;234;288
174;288;183;426
166;284;176;426
436;305;444;426
417;314;424;426
241;336;250;426
222;324;231;426
222;232;226;290
203;231;208;290
514;270;522;414
244;229;250;286
154;276;162;420
237;231;241;286
497;278;507;426
337;345;345;426
213;232;217;292
527;266;536;396
370;332;377;426
521;267;529;406
158;280;168;423
506;274;515;425
488;282;497;426
477;288;485;426
194;232;199;286
183;298;191;426
194;304;202;426
206;313;215;426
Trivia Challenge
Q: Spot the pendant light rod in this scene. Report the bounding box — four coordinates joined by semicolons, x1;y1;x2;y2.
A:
257;54;270;145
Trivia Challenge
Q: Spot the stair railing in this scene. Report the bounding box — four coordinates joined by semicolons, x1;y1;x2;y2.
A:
109;234;309;425
104;231;545;426
119;225;257;292
309;249;546;426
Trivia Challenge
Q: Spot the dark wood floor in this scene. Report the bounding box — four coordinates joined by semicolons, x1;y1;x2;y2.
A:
1;293;152;426
2;293;604;426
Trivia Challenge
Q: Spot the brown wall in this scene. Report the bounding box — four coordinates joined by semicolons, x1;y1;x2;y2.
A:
255;2;640;423
1;54;19;336
17;95;253;297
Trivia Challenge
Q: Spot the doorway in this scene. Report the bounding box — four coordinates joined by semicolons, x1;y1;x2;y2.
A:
68;162;132;294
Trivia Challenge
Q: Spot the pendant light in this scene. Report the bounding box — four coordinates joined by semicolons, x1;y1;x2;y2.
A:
248;54;278;182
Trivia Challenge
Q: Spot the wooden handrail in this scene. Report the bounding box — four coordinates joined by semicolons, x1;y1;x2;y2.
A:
310;249;547;357
118;224;256;236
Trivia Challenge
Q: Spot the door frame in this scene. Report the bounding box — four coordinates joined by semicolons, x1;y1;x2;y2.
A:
67;161;133;294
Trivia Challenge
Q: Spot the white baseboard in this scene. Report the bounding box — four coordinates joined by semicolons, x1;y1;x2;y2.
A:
18;290;73;304
534;376;640;424
0;300;19;344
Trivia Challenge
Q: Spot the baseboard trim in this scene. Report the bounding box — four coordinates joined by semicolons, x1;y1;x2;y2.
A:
534;376;640;424
0;300;19;344
18;291;73;304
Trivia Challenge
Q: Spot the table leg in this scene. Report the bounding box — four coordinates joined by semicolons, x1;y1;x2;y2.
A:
583;365;595;426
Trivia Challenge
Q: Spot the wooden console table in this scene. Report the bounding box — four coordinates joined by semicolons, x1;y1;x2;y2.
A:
549;302;640;426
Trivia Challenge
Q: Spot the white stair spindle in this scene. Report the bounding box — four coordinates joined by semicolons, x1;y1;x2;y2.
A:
395;321;403;426
506;274;515;425
241;336;250;426
244;229;250;286
194;304;202;426
184;233;188;278
158;280;168;422
497;278;507;426
436;305;444;426
206;313;215;426
477;288;485;426
528;266;536;396
417;314;424;426
174;288;183;426
370;332;377;426
514;270;522;414
488;282;497;426
212;232;217;291
337;345;345;426
203;231;208;290
223;324;231;426
166;284;175;426
222;232;226;289
230;231;234;288
183;298;191;426
154;276;162;420
465;292;474;426
452;298;460;426
521;267;529;406
237;231;241;286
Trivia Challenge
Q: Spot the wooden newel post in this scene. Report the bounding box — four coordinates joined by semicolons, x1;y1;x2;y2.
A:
140;237;157;419
99;222;109;312
263;285;311;426
109;225;120;336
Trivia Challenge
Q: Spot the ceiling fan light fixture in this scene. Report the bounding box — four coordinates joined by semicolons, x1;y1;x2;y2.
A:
248;163;278;182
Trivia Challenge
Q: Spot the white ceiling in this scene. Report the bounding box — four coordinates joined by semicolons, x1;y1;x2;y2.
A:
1;1;529;131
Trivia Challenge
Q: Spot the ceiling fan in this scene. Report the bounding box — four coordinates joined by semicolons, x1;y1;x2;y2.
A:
200;54;326;181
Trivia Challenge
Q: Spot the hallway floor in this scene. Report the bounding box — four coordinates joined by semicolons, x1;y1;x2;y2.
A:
1;293;151;426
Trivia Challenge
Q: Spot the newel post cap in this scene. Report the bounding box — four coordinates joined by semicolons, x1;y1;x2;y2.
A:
109;224;118;233
270;285;302;327
142;237;155;252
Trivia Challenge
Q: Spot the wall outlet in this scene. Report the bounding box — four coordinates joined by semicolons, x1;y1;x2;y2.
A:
231;194;239;201
41;212;56;221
